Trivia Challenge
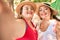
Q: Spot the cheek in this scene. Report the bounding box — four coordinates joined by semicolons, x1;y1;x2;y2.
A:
46;9;51;14
38;12;42;18
23;10;28;13
39;12;42;16
23;13;27;16
47;11;51;16
31;10;34;13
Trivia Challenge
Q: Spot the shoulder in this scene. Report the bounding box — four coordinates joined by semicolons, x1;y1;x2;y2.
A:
53;21;60;33
15;19;26;27
13;19;26;39
50;19;57;25
56;21;60;29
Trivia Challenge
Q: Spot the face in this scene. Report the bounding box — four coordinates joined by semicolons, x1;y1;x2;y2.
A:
39;5;51;19
22;5;34;18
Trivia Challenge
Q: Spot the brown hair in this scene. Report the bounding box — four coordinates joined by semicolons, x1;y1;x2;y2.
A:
17;6;23;19
44;3;60;21
17;5;35;19
38;3;60;21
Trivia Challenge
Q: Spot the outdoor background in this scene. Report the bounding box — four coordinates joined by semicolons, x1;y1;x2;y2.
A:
4;0;60;17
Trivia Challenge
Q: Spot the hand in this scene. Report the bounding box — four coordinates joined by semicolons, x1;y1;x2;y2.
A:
44;13;50;21
40;20;50;32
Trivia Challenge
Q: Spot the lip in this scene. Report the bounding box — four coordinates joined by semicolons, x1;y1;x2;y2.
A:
41;13;47;16
28;11;33;14
41;14;45;16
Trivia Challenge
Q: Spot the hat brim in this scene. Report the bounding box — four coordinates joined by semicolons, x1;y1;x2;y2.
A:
38;3;58;15
16;1;36;15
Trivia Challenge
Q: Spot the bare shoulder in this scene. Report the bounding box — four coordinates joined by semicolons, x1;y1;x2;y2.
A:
55;21;60;33
57;21;60;25
56;21;60;29
56;21;60;40
13;19;26;39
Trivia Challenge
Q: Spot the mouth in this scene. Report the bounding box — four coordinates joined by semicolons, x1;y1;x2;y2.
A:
28;11;33;14
42;13;48;16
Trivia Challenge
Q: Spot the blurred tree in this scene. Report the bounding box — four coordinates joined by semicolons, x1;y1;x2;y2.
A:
33;0;51;2
20;0;24;2
20;0;51;2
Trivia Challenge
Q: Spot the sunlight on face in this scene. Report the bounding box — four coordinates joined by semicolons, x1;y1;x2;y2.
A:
39;6;51;19
22;5;34;18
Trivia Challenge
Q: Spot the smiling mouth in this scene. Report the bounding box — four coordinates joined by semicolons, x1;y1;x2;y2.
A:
42;13;48;16
28;12;33;14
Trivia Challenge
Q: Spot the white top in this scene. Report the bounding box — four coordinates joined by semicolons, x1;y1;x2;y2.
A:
37;20;57;40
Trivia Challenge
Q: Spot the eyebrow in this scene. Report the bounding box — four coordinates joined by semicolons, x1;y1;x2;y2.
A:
39;5;50;9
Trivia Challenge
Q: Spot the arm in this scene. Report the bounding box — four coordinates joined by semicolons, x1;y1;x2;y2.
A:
56;21;60;40
39;20;50;32
12;19;26;40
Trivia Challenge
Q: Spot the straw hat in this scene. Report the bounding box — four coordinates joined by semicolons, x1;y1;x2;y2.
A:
16;1;36;15
37;3;58;15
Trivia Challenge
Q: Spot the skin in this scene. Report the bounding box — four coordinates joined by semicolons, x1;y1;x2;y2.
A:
0;1;36;40
0;0;26;40
0;1;17;40
38;6;51;32
13;5;35;40
0;3;2;14
38;5;60;40
22;5;34;19
56;21;60;40
39;6;51;20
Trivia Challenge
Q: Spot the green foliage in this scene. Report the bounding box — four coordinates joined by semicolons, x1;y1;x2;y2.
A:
51;0;60;16
20;0;24;2
33;0;51;2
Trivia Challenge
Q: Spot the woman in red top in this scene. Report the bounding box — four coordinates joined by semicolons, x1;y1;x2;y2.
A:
14;1;38;40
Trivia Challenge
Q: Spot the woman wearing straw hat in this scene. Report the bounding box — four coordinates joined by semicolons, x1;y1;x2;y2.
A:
36;3;60;40
15;1;38;40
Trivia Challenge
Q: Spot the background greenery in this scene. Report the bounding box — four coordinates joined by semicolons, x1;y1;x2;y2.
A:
4;0;60;16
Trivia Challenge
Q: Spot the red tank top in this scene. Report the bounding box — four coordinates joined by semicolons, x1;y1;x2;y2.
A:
16;19;38;40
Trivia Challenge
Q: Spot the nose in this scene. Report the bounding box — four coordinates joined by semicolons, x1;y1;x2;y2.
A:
42;10;45;12
28;8;31;11
28;8;32;12
28;9;33;14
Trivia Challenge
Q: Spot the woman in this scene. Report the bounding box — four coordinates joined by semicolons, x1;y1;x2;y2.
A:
37;3;60;40
15;1;38;40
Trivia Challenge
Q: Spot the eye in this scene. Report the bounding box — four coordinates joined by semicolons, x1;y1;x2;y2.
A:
39;9;42;11
30;7;34;10
45;8;48;10
24;6;34;11
25;7;28;10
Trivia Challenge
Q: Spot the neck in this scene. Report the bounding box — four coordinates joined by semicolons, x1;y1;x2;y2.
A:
24;17;32;22
42;17;50;21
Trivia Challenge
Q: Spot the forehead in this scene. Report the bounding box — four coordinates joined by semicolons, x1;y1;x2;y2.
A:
39;5;49;9
23;5;32;8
